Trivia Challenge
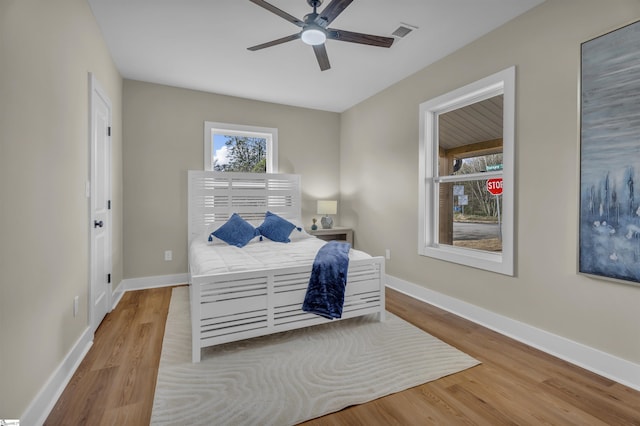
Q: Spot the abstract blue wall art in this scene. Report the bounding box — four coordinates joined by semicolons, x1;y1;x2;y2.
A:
579;20;640;286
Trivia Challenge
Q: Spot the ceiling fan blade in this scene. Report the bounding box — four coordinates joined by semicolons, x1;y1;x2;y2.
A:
316;0;353;27
327;29;394;48
247;33;300;51
312;44;331;71
249;0;304;27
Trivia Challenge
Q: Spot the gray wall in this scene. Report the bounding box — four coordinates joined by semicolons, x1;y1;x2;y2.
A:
0;0;123;417
122;80;340;278
339;0;640;364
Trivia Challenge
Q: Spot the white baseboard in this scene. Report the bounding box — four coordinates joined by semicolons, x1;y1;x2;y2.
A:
386;274;640;392
22;273;187;425
111;280;125;310
20;327;93;426
109;273;187;310
120;273;189;292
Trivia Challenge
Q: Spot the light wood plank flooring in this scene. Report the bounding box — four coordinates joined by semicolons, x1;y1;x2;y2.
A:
46;286;640;425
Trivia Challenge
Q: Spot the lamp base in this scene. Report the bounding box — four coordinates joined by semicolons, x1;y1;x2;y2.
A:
320;215;333;229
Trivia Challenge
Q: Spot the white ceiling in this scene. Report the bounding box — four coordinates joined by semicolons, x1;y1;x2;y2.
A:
87;0;544;112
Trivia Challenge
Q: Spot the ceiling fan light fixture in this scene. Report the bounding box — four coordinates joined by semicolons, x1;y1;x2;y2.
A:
301;26;326;45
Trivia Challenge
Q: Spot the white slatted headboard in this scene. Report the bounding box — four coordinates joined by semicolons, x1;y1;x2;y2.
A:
188;171;302;244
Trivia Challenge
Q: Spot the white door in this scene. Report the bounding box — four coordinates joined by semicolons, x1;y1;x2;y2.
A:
90;74;112;333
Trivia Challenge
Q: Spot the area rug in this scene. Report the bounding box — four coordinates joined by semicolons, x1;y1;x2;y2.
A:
150;287;480;425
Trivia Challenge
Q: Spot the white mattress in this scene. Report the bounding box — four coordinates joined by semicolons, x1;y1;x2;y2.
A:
189;236;371;276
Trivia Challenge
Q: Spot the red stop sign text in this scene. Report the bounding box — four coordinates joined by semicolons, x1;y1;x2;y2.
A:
486;178;503;195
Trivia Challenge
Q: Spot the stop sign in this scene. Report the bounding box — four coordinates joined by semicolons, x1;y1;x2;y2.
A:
486;178;503;195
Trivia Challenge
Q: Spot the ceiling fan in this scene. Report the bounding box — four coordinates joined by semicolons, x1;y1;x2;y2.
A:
247;0;394;71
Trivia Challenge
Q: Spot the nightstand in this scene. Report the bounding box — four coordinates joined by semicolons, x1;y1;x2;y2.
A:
307;226;354;246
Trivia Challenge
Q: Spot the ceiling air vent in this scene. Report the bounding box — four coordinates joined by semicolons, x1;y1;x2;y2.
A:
392;23;417;39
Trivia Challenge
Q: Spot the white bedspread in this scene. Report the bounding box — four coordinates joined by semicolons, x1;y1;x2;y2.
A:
189;236;371;276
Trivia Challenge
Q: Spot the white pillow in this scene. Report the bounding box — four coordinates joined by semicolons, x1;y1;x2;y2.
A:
204;221;224;244
207;233;229;245
208;233;262;246
288;221;313;241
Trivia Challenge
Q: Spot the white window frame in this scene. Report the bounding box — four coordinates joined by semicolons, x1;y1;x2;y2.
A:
418;67;515;275
204;121;278;173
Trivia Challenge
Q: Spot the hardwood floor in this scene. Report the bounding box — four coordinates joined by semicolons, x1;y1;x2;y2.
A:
45;287;172;426
46;286;640;425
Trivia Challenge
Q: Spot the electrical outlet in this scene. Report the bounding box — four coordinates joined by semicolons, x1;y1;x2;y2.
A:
73;296;79;317
164;250;173;261
385;249;391;260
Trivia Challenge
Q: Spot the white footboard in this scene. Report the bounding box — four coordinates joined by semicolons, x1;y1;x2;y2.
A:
189;257;385;362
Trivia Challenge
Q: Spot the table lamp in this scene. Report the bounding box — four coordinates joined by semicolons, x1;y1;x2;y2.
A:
317;200;337;229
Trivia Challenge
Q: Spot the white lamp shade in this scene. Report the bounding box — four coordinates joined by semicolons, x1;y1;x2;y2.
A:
301;27;327;45
317;200;337;215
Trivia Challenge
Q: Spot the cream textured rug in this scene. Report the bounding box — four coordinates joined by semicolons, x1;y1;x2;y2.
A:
151;287;480;425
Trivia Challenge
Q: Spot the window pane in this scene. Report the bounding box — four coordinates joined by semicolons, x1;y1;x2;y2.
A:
453;153;503;175
438;180;503;252
213;133;267;172
204;122;278;173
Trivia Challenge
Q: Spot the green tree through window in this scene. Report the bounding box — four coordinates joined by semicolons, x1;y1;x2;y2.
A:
214;136;266;172
204;121;277;173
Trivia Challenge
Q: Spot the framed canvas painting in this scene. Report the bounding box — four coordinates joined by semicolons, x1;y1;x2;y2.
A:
579;20;640;286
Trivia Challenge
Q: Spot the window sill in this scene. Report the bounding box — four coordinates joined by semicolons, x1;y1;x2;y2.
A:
419;244;512;276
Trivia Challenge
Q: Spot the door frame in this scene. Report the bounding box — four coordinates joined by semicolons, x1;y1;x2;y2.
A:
88;72;113;333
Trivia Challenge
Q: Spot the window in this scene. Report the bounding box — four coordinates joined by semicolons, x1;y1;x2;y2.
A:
204;121;278;172
418;67;515;275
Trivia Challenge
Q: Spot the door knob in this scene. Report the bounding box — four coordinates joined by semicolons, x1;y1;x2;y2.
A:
94;220;104;228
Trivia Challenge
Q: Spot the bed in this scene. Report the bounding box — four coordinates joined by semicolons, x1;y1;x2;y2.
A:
188;170;386;362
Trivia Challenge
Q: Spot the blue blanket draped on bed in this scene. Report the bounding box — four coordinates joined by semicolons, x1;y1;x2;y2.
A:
302;241;351;319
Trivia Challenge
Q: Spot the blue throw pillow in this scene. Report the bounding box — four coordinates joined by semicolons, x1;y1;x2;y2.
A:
257;211;299;243
211;213;260;247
